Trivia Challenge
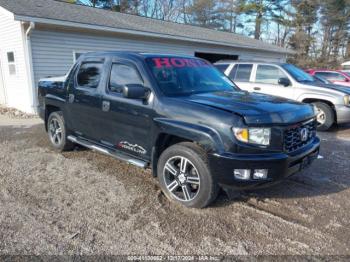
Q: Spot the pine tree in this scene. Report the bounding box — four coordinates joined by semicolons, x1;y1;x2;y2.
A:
239;0;289;40
319;0;350;66
187;0;222;29
288;0;319;67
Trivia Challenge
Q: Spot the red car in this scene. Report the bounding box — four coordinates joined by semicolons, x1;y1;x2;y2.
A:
306;69;350;87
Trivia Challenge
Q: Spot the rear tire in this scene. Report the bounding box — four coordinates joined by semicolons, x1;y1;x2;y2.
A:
157;142;219;208
47;111;74;152
313;102;334;131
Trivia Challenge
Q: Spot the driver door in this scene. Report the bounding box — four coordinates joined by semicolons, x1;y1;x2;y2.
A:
99;60;154;160
251;64;294;99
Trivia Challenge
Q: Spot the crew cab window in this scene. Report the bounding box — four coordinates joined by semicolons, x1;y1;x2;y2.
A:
255;65;287;85
231;64;253;82
77;62;103;88
109;64;143;93
314;72;347;81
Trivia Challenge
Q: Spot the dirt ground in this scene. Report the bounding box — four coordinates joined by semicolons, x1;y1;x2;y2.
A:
0;112;350;256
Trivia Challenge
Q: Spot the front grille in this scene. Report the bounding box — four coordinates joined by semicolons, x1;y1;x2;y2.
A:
284;119;317;153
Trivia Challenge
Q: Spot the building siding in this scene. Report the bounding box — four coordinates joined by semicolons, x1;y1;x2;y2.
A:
0;12;31;112
30;29;285;85
0;55;5;104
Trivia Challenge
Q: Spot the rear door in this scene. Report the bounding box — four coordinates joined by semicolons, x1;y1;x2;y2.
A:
99;59;153;160
227;63;254;91
65;57;106;140
251;64;294;99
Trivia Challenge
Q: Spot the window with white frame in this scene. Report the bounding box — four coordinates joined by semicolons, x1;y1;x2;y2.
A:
7;52;16;76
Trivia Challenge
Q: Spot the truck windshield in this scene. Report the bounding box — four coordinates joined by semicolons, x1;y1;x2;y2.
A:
282;64;315;83
146;57;237;96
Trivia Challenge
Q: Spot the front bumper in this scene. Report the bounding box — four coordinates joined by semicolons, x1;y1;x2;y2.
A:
335;105;350;124
208;137;320;190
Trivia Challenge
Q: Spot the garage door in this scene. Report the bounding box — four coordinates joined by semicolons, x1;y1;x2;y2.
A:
0;57;6;105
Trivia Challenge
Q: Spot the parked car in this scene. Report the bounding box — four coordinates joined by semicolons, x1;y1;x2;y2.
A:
312;74;333;85
38;52;320;208
305;69;350;87
215;61;350;131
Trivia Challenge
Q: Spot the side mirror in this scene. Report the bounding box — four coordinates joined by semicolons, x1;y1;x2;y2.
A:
278;77;291;87
122;84;149;99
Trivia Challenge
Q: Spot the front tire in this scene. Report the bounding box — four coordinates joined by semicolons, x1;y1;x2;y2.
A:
313;102;335;131
157;142;219;208
47;111;74;151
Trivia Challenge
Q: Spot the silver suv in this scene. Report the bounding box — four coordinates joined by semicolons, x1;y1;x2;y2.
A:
214;61;350;130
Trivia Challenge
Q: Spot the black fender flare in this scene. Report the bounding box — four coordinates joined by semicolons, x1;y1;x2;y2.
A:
43;94;66;130
151;118;225;177
154;118;225;153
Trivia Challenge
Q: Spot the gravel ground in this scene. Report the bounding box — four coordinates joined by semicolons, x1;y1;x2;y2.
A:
0;115;349;256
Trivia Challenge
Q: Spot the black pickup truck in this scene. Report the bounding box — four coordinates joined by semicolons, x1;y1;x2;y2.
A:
38;52;320;208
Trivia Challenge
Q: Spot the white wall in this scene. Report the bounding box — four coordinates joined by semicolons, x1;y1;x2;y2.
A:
30;28;286;85
0;10;32;112
0;56;6;105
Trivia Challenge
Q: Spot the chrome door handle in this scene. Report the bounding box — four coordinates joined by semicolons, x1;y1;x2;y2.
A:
102;101;110;112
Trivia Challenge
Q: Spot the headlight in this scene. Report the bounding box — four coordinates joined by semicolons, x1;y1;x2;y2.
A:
344;95;350;106
233;127;271;146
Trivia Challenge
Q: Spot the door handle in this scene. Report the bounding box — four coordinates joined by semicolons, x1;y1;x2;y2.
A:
102;101;110;112
254;87;261;91
68;94;75;103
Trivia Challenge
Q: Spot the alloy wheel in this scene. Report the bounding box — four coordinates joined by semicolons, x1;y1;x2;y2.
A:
49;118;63;146
315;107;326;126
163;156;200;202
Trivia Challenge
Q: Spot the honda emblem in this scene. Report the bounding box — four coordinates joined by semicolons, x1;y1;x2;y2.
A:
300;128;309;142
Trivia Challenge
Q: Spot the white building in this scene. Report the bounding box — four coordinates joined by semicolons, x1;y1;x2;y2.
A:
0;0;292;113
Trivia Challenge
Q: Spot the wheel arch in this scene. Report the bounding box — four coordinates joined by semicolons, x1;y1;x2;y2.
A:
151;119;224;177
301;98;337;121
44;104;61;131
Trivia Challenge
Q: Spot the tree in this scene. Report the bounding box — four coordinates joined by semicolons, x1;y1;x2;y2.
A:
288;0;319;67
319;0;350;66
216;0;243;33
238;0;287;40
187;0;222;29
346;38;350;60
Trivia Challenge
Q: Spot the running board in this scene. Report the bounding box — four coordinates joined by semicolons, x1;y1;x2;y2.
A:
67;135;148;168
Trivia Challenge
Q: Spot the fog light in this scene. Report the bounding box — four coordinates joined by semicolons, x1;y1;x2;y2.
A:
234;169;251;180
253;169;268;180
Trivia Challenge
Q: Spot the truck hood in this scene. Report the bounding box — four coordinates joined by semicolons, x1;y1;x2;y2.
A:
184;91;315;125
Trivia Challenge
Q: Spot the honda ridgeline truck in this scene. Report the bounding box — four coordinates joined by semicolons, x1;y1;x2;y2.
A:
38;52;320;208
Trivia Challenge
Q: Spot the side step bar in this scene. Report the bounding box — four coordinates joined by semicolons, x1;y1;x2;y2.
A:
67;135;148;169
